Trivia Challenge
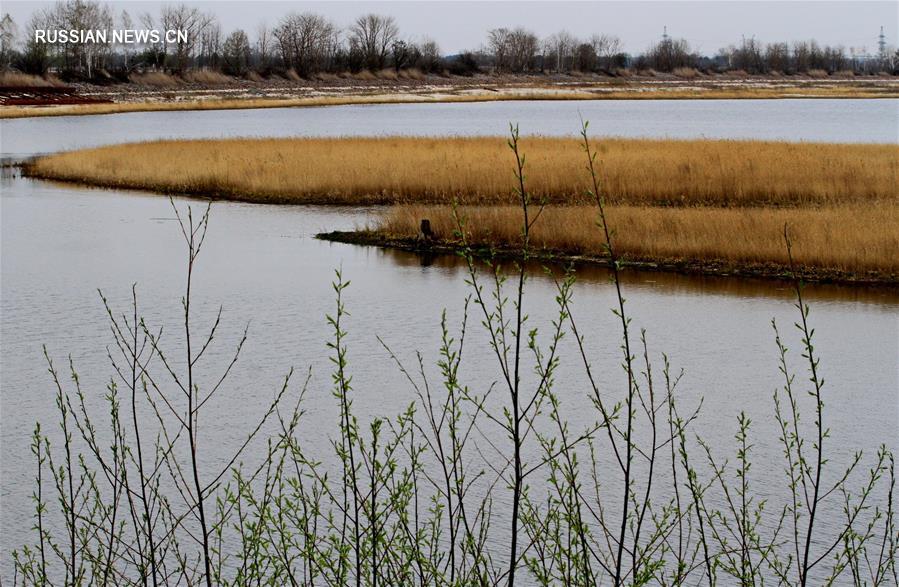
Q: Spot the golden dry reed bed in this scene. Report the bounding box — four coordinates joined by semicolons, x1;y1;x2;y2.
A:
380;204;899;276
2;83;896;119
27;136;898;207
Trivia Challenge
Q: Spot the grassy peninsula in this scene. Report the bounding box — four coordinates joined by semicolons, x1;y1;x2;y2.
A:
25;136;899;282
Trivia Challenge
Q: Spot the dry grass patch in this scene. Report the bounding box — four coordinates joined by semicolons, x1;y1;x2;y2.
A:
128;72;180;87
0;71;56;87
399;68;425;80
27;137;899;207
673;67;700;79
376;69;398;80
353;70;378;81
380;203;899;275
182;70;233;85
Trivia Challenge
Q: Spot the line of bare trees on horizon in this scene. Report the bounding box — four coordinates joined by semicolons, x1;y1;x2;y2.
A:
0;0;896;84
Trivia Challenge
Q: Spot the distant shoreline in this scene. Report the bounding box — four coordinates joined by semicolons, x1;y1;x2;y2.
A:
2;75;897;119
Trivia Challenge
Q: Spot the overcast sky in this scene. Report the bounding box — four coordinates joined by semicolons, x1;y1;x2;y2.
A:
4;1;896;55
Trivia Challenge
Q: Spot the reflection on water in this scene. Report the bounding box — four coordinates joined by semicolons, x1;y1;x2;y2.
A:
376;245;899;306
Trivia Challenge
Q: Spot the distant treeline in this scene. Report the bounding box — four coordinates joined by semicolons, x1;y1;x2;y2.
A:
0;0;896;83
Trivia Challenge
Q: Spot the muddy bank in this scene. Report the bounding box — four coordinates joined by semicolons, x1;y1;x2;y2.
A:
3;74;897;119
53;72;899;102
316;230;899;287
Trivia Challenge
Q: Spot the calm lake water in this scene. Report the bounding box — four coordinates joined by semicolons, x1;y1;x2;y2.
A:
2;99;898;581
2;98;897;158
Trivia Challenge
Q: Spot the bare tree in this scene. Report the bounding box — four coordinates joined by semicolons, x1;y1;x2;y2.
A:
116;10;135;71
417;37;441;73
792;40;833;73
50;0;113;78
590;33;622;70
197;19;221;69
160;4;214;73
391;39;411;72
274;12;338;77
138;11;164;70
730;37;766;73
789;40;847;73
222;29;250;75
823;44;847;72
489;27;539;73
349;13;398;70
575;42;597;72
643;35;696;72
543;30;577;72
508;28;539;72
0;13;18;70
255;22;271;71
19;9;53;75
487;27;511;71
765;42;790;73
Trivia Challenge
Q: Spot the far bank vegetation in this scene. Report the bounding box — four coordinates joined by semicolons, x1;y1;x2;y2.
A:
1;0;896;86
